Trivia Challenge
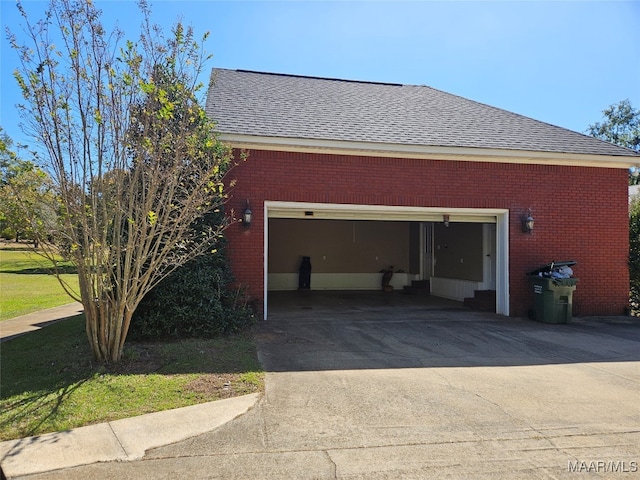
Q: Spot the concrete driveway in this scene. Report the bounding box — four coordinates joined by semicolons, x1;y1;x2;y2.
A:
26;292;640;479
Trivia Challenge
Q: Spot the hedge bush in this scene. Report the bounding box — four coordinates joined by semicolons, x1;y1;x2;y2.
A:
130;244;255;339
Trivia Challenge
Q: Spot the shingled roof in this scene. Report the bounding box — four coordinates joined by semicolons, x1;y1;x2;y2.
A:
206;69;638;162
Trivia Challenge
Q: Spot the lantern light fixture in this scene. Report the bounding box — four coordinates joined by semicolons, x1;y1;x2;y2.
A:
522;209;534;233
242;200;252;227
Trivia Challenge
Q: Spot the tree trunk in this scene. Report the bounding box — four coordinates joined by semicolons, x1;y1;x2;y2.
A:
83;297;132;363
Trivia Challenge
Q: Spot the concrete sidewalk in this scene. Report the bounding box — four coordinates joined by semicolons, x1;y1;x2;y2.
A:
0;303;83;342
0;305;261;479
0;394;259;478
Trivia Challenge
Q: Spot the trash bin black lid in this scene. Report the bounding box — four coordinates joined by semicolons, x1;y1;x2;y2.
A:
526;261;577;276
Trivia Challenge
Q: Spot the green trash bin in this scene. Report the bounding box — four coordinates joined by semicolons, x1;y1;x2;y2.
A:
527;261;579;324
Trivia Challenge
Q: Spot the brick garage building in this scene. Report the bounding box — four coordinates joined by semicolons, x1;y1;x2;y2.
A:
206;69;640;319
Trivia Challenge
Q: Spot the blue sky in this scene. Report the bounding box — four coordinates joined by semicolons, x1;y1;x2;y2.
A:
1;0;639;149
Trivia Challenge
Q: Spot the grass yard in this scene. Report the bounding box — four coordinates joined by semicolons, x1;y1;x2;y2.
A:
0;314;264;441
0;247;80;321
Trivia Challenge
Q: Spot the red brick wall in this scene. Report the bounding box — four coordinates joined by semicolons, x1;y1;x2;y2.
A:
225;149;630;317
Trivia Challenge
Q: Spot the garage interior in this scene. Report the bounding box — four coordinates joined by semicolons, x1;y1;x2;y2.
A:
263;201;509;319
267;217;498;312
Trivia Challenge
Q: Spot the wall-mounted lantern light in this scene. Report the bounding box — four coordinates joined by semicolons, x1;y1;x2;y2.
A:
443;214;450;227
242;200;253;227
522;209;534;233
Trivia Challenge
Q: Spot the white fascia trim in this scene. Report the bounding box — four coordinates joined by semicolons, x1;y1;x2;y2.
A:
220;133;638;169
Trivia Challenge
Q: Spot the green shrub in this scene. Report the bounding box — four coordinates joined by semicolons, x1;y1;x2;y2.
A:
130;246;256;339
1;227;16;240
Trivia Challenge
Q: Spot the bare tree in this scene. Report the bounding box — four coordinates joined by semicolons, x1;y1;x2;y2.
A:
7;0;238;362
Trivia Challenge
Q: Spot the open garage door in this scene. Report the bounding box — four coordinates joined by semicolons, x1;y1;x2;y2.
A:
264;201;509;318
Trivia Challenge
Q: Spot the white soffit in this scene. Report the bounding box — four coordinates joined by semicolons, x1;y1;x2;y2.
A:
221;134;637;169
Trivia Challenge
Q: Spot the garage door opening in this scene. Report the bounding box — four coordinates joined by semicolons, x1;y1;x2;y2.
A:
264;202;509;319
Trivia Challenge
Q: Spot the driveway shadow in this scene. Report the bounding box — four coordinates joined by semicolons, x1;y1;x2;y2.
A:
258;291;640;371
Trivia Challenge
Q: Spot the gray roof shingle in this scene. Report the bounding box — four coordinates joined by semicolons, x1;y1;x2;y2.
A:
206;69;639;158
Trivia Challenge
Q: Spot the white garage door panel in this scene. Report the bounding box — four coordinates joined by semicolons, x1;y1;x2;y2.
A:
267;202;499;224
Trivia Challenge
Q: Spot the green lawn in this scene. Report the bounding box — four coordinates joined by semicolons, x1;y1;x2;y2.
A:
0;244;264;442
0;249;80;321
0;314;264;441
